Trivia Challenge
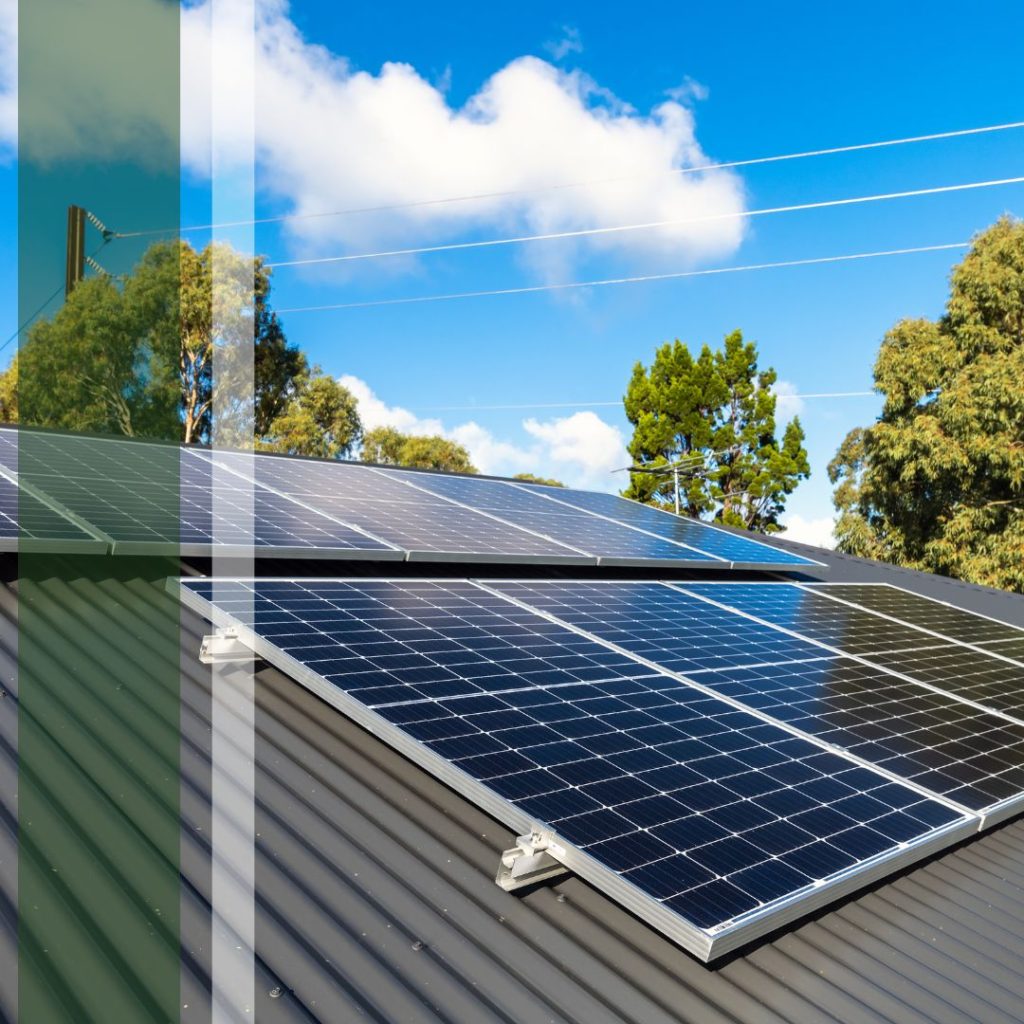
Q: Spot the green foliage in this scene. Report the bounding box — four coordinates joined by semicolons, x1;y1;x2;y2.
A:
258;372;362;459
830;217;1024;591
362;426;478;473
17;239;305;443
513;473;565;487
624;330;809;532
0;354;18;424
19;249;181;438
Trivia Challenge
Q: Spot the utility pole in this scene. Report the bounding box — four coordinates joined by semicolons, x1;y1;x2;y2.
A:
64;204;87;298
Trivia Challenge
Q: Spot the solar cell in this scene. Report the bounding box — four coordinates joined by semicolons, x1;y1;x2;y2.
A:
687;657;1024;815
488;580;825;675
6;431;400;556
681;582;936;656
517;481;820;568
0;472;107;552
984;639;1024;661
681;582;1024;725
179;576;974;961
804;583;1024;647
374;469;724;566
490;580;1024;817
202;450;595;563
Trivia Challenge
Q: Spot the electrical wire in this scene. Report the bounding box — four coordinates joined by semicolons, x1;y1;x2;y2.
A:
0;239;112;358
111;119;1024;240
267;175;1024;268
276;240;971;314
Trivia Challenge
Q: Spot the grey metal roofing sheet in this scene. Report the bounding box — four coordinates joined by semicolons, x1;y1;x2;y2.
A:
2;541;1024;1022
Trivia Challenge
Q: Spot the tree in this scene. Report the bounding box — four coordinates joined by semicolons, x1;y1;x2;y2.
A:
19;267;179;438
624;330;809;532
362;426;477;473
0;354;18;424
258;372;362;459
830;217;1024;591
17;239;305;443
177;241;307;444
513;473;565;487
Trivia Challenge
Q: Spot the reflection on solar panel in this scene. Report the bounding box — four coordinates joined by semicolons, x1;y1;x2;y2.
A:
490;580;1024;818
202;450;594;563
518;481;819;568
179;577;975;962
689;657;1024;813
681;582;1024;726
805;583;1024;647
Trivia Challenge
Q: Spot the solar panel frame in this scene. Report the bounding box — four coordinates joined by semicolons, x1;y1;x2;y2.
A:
0;469;109;554
177;576;977;962
0;432;112;552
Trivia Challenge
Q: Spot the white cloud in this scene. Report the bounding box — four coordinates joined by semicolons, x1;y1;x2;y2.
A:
181;0;747;276
338;374;444;435
342;376;627;488
0;0;15;159
773;379;805;422
545;26;583;61
5;0;179;166
523;411;628;484
780;513;836;549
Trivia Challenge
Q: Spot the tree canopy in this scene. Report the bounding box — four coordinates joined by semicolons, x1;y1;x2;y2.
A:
362;426;477;473
830;217;1024;591
258;372;362;460
16;239;307;443
624;330;809;532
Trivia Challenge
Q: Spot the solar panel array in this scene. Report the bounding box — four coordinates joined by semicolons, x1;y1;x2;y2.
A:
0;428;817;566
179;576;1024;960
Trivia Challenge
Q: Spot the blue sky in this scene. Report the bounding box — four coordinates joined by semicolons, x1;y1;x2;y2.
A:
4;0;1023;545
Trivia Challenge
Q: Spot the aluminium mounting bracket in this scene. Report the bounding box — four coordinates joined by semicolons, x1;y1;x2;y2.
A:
495;831;570;891
199;627;258;665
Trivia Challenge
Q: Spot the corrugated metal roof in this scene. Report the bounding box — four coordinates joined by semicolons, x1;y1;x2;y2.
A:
3;551;1024;1023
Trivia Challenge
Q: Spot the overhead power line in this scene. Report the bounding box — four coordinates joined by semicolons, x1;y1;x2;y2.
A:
111;119;1024;240
0;239;112;358
276;240;971;314
267;175;1024;268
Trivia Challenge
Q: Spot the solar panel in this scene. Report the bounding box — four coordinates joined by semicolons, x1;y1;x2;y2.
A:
682;582;1024;725
374;468;725;566
517;481;821;568
803;583;1024;647
178;576;975;962
0;431;109;552
489;580;826;675
489;580;1024;819
203;450;596;564
4;431;402;557
0;473;107;552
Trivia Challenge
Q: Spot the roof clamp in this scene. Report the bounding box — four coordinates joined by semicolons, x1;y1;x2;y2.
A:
199;627;258;665
495;831;569;892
